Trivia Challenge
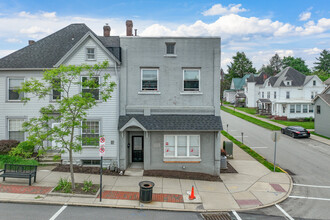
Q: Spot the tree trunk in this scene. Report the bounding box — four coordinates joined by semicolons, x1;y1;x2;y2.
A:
69;148;75;190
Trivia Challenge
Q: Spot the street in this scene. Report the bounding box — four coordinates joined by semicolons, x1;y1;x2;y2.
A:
221;110;330;219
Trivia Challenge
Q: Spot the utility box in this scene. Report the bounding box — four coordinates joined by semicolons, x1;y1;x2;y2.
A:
223;141;233;158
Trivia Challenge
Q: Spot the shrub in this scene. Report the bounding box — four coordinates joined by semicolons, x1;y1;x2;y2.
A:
9;141;35;158
0;155;39;169
0;140;20;155
54;178;72;193
82;180;93;193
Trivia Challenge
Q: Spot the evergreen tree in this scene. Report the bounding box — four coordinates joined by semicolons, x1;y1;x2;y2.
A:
314;49;330;74
227;52;256;79
282;56;311;75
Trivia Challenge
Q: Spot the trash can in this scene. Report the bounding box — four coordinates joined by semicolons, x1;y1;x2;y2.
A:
223;141;233;158
139;181;155;203
221;155;228;169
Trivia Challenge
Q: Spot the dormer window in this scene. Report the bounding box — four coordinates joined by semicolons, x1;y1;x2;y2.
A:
313;80;316;86
86;47;95;60
286;81;290;86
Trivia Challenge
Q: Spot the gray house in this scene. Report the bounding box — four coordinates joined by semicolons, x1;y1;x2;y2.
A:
314;84;330;138
118;34;222;175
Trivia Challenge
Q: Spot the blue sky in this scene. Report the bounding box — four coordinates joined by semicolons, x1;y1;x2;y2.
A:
0;0;329;71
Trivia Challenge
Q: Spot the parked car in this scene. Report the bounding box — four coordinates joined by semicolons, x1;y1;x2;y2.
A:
281;126;310;138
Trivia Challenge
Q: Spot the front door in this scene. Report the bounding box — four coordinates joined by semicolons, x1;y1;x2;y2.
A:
132;136;143;162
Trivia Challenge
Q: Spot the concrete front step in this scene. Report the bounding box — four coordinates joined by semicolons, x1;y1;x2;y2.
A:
38;161;61;165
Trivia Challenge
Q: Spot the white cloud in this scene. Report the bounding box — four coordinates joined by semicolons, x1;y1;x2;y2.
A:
202;4;247;16
5;38;22;43
0;50;15;58
42;12;56;19
303;47;322;55
299;12;311;21
18;11;36;18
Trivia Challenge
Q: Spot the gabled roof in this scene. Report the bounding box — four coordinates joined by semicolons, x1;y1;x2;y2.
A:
0;24;120;69
267;67;308;87
324;78;330;85
247;72;269;85
118;115;223;131
314;94;330;107
232;74;251;90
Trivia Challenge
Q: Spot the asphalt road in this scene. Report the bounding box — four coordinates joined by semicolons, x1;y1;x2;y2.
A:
221;110;330;220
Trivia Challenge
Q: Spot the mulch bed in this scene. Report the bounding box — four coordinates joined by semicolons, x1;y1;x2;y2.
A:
220;162;238;174
53;183;99;195
143;170;222;182
52;164;122;176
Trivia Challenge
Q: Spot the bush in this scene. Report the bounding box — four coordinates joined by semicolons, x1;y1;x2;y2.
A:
9;141;35;158
0;155;39;169
54;178;72;193
0;140;20;155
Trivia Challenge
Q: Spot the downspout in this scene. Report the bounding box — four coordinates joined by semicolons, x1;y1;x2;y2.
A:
115;61;120;169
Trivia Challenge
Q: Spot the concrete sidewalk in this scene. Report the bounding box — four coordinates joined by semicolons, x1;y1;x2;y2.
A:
0;138;292;212
223;105;330;146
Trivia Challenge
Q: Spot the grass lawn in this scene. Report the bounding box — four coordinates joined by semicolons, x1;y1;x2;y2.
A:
221;130;283;172
235;107;257;115
271;120;314;129
221;106;281;131
311;131;330;140
0;155;39;169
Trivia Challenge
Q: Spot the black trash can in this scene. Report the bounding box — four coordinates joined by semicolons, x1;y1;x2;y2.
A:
139;181;155;203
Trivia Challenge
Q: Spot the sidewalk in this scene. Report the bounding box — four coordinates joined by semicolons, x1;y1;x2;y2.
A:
0;137;292;212
223;105;330;146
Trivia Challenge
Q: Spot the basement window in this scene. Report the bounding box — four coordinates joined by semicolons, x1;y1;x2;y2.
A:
82;160;100;165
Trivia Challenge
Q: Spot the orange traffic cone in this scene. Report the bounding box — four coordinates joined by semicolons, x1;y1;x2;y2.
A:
189;185;196;200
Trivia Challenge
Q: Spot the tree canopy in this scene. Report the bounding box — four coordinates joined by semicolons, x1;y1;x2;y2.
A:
20;61;116;189
313;49;330;81
227;52;256;79
282;56;311;75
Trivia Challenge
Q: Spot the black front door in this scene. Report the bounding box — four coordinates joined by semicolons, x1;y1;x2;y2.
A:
132;136;143;162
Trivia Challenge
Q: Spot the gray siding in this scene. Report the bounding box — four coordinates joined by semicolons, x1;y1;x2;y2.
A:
314;99;330;138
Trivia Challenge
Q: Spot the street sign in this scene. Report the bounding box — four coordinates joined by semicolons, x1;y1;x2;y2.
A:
100;137;105;144
99;137;105;157
271;132;281;142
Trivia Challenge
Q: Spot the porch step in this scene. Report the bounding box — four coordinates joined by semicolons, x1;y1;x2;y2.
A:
38;152;61;165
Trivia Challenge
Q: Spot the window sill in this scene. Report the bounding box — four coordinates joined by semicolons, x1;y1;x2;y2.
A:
138;91;161;95
86;59;96;61
6;100;24;103
82;146;98;148
180;91;203;95
163;158;201;163
164;54;177;58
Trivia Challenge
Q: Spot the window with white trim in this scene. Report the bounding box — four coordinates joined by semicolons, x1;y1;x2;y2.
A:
86;48;95;60
290;104;295;113
262;92;264;98
164;135;200;158
141;69;158;91
183;69;200;91
274;92;276;99
309;104;313;113
82;76;99;100
8;78;24;100
82;120;100;146
296;104;301;113
303;104;308;113
8;119;25;142
317;105;321;114
51;78;61;100
286;91;290;99
267;92;270;99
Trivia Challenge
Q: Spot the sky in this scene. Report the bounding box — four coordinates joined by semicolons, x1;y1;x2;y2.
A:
0;0;329;72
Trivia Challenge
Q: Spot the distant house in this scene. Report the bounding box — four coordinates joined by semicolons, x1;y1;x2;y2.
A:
258;67;325;119
244;72;269;108
223;74;251;103
314;83;330;138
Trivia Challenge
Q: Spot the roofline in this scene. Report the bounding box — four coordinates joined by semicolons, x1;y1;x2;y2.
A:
54;31;121;67
120;36;221;39
0;68;52;71
314;94;330;107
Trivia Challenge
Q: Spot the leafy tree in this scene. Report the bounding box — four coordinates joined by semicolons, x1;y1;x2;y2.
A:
313;70;329;82
259;64;274;75
20;61;116;189
227;52;256;79
259;53;282;76
282;56;311;75
314;49;330;75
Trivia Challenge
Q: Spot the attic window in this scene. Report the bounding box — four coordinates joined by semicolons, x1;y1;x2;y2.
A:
286;81;290;86
313;80;316;86
86;47;95;60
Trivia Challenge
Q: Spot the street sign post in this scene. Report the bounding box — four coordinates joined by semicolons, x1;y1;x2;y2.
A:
99;137;106;202
271;132;280;172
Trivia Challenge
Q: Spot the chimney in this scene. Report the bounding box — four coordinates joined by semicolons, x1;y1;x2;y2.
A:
103;23;111;37
28;40;35;45
126;20;133;36
134;29;137;36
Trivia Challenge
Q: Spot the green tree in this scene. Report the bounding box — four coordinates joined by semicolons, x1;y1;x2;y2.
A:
259;53;282;76
314;49;330;75
282;56;311;75
227;52;256;79
20;61;116;189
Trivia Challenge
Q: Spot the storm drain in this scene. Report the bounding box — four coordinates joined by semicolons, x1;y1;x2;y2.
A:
202;212;232;220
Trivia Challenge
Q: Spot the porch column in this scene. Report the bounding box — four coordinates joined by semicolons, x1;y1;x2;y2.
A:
144;131;151;170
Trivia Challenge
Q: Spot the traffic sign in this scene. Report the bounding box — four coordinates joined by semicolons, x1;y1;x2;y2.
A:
99;146;105;157
100;137;105;144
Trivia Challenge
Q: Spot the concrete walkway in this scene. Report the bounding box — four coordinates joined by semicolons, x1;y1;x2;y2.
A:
0;138;292;212
223;105;330;146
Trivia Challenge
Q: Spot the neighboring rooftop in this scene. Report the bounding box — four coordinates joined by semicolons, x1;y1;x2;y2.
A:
247;72;269;85
118;115;223;131
232;74;251;90
0;24;120;69
267;67;312;87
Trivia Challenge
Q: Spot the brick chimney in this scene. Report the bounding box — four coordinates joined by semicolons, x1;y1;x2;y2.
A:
103;23;111;37
28;40;35;45
126;20;133;36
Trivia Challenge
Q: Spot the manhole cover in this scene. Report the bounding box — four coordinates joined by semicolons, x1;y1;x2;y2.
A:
202;212;232;220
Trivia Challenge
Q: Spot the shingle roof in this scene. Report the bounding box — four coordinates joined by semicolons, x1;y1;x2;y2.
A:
257;99;271;103
318;94;330;106
247;72;268;85
118;115;223;131
269;67;307;87
324;78;330;85
0;24;120;69
232;74;251;90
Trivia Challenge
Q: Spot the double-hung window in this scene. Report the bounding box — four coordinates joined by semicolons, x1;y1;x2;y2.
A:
86;48;95;60
165;43;175;55
290;104;295;113
82;120;100;146
303;104;308;113
141;69;158;91
296;104;301;113
262;92;264;98
51;78;61;100
286;91;290;99
309;104;314;113
82;76;100;100
164;135;200;158
267;92;270;99
183;69;200;92
274;92;276;99
317;105;321;114
8;78;24;101
8;119;25;142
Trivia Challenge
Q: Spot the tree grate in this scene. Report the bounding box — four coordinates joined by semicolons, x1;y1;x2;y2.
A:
202;212;232;220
